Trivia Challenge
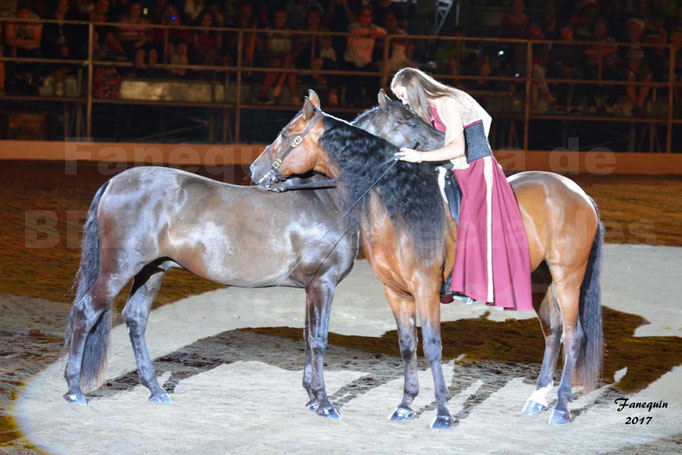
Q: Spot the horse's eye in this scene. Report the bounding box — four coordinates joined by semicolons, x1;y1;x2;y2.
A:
409;122;418;129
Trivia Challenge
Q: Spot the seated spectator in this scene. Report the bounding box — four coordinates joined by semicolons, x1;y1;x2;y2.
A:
225;2;263;77
377;11;413;74
192;10;222;68
341;6;386;106
325;0;357;56
4;0;43;94
111;0;131;19
207;1;225;27
373;0;405;31
582;20;618;112
0;21;4;95
5;0;43;58
42;0;79;93
642;16;667;80
569;0;598;40
152;4;192;75
526;21;553;113
499;0;530;75
295;7;337;86
89;0;126;61
435;26;487;89
256;9;299;105
150;0;168;24
184;0;206;24
624;46;653;117
549;24;583;113
500;0;529;38
116;0;155;69
286;0;323;30
541;0;559;40
667;28;682;114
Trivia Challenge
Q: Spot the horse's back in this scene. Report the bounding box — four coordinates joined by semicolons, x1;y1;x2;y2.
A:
97;166;356;287
508;170;599;269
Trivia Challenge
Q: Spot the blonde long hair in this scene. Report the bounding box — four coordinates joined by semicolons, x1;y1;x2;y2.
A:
390;67;472;123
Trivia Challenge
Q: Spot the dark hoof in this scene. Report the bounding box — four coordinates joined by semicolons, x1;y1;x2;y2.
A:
430;414;455;430
389;406;415;421
316;405;340;419
305;399;318;411
149;392;173;404
63;392;87;406
548;409;572;425
522;399;548;415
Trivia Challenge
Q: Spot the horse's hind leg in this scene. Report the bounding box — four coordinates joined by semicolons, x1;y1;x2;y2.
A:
547;268;586;425
64;272;130;405
122;265;170;403
384;285;419;422
302;277;339;418
523;282;562;415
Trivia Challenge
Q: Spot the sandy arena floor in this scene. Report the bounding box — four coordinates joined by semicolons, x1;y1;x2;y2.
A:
4;245;682;455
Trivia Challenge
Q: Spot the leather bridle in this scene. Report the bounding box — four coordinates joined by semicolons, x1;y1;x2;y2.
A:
263;111;322;183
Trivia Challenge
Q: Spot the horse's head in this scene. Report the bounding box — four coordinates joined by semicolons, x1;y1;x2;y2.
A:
354;89;444;151
251;90;328;190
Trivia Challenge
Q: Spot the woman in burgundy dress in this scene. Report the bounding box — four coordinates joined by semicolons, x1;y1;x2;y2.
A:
392;67;532;311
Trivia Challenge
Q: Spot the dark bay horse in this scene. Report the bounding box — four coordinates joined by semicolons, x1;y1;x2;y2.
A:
251;90;603;428
63;168;358;419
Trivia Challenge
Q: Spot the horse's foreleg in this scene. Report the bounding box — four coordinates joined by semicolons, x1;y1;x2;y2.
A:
122;267;169;403
416;291;454;430
524;283;562;415
383;285;419;421
548;271;584;425
303;278;338;418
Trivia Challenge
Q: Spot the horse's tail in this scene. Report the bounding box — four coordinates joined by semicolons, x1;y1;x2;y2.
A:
63;181;111;389
576;196;604;393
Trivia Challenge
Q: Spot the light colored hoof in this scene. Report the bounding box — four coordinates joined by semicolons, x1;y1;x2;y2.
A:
389;406;415;421
149;392;173;404
548;409;572;425
523;399;548;415
430;414;455;430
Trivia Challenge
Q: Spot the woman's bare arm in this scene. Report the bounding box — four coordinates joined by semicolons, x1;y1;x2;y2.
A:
396;131;465;162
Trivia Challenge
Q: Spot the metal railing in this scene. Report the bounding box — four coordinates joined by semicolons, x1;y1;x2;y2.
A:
1;17;680;152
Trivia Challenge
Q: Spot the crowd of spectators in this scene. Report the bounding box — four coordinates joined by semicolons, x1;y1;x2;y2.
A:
492;0;682;116
0;0;682;115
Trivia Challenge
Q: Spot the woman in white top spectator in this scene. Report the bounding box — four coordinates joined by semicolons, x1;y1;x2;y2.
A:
256;9;300;105
341;5;386;106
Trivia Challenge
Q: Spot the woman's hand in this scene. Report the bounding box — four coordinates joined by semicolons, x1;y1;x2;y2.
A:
395;147;423;163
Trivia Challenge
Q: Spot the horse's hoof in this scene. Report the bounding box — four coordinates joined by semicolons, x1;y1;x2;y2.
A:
430;414;455;430
316;405;340;419
548;409;572;425
389;406;415;421
305;399;318;411
149;392;173;404
522;399;548;415
63;392;87;406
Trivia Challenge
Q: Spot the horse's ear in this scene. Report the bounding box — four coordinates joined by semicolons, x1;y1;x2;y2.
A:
378;89;390;111
308;89;321;109
303;97;315;120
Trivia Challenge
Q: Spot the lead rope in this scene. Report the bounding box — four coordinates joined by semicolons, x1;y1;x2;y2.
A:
276;157;400;287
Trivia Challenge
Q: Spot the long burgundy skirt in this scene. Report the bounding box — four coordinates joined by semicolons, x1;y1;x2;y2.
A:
449;156;533;311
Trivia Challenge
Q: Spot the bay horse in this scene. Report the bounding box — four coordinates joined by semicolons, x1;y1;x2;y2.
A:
63;169;358;420
251;90;603;428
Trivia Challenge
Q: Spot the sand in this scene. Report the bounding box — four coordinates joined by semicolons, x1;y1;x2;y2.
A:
3;244;681;455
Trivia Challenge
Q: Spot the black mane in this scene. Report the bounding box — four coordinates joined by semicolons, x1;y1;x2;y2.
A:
319;114;447;260
352;105;382;127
